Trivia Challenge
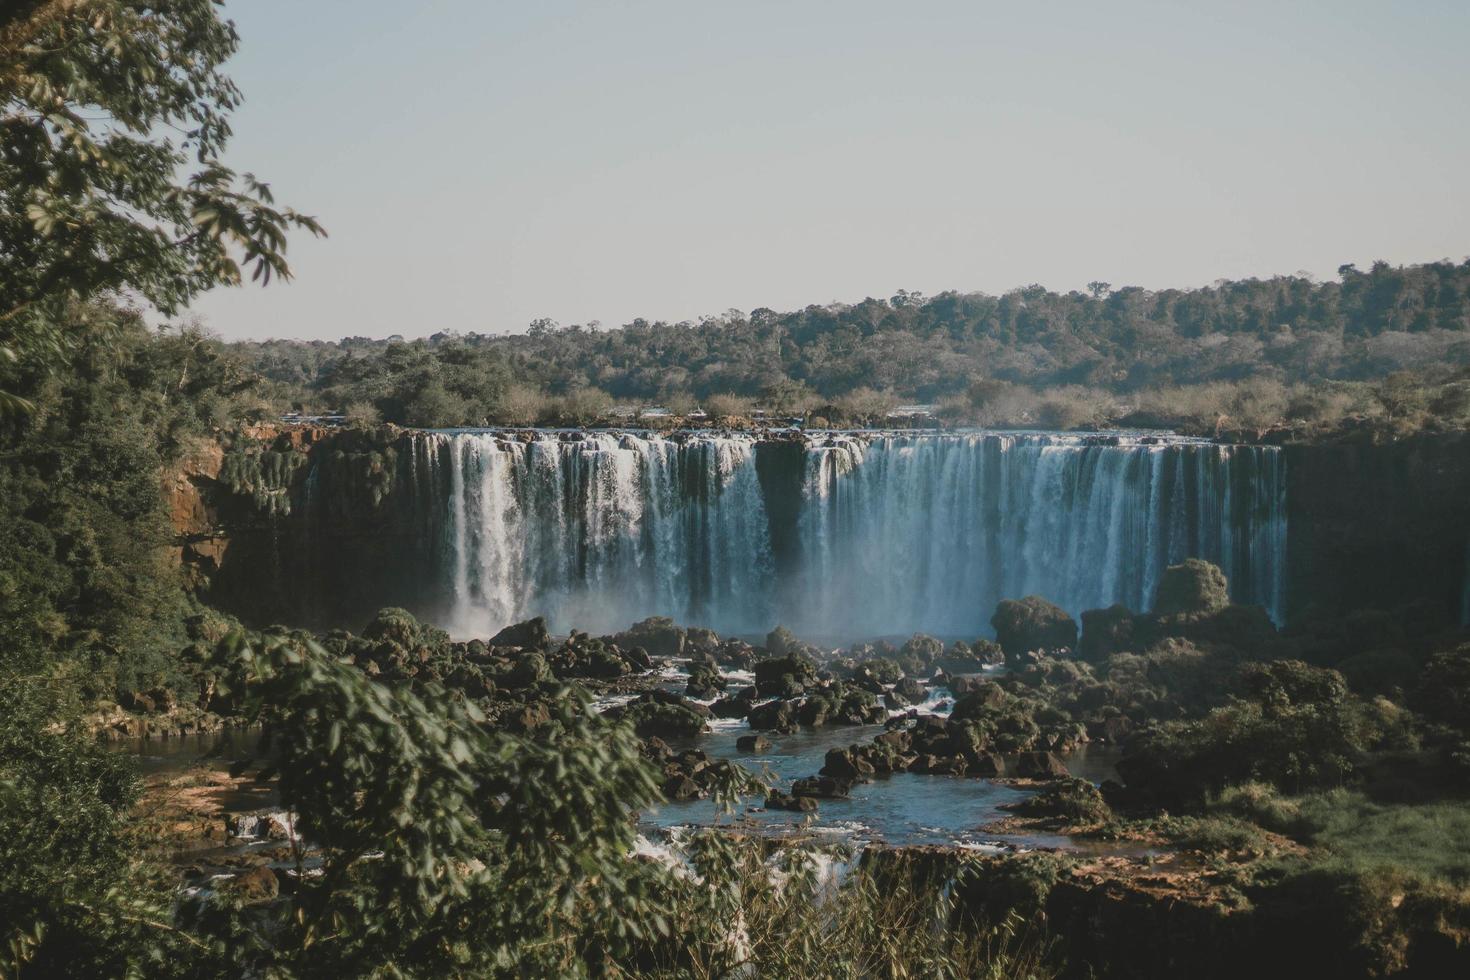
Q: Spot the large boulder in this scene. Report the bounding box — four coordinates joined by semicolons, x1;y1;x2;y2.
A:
612;691;710;737
991;596;1078;659
488;616;550;650
612;617;686;658
1153;559;1230;617
754;652;818;698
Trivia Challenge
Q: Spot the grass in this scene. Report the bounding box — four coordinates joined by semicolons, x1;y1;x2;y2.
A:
1292;789;1470;885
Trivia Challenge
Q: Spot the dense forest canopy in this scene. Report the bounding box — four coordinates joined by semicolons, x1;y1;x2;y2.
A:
230;259;1470;427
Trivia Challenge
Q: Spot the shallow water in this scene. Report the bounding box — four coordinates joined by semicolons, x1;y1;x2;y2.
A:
112;689;1123;850
645;722;1120;848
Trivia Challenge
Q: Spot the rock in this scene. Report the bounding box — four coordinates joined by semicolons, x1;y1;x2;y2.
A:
662;775;703;801
968;752;1005;777
488;616;551;650
615;692;709;737
509;701;551;731
991;596;1078;659
225;865;279;904
927;754;969;776
765;625;799;656
714;639;758;670
710;687;757;719
949;683;1009;721
685;627;721;654
821;748;875;780
612;617;686;659
1015;751;1070;780
685;662;727;700
1010;777;1111;823
946;674;987;697
1153;559;1230;617
753;652;818;698
899;633;944;667
792;775;853;799
1079;604;1138;660
747;698;800;733
891;676;925;705
642;736;674;760
765;789;818;812
736;734;772;753
875;729;912;752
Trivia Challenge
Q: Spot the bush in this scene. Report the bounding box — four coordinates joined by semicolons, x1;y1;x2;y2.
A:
702;392;755;419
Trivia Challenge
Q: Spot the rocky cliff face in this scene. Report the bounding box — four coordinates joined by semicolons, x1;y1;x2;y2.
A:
1286;432;1470;625
163;424;439;631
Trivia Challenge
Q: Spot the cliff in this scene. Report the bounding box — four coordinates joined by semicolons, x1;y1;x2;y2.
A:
1286;432;1470;625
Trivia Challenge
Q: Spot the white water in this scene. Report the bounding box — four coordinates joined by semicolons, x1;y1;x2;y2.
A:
419;430;1287;638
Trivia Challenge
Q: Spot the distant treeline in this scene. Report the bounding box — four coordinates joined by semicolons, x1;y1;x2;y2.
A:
232;259;1470;430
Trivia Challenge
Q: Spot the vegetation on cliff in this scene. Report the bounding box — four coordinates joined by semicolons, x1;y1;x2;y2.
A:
230;260;1470;437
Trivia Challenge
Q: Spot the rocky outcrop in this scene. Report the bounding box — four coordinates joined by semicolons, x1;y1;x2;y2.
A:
991;596;1078;660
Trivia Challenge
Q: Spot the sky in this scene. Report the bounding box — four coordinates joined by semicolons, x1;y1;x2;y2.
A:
190;0;1470;341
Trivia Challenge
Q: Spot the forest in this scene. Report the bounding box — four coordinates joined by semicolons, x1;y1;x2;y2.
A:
235;260;1470;433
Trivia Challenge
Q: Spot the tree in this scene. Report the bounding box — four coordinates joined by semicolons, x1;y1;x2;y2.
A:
0;0;323;413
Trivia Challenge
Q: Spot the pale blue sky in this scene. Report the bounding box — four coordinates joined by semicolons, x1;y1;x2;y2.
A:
191;0;1470;341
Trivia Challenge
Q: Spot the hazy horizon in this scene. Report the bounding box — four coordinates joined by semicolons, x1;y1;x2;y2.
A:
190;0;1470;343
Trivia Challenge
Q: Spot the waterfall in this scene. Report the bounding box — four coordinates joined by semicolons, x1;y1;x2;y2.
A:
427;431;774;637
420;430;1287;639
791;433;1286;637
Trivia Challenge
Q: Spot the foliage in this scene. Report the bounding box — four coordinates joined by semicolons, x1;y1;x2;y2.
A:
1116;661;1401;805
1283;790;1470;886
0;0;321;411
228;261;1470;429
0;669;199;978
0;305;267;697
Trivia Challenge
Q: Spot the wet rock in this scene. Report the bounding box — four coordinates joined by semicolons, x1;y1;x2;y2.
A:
968;752;1005;777
685;662;727;700
754;652;818;698
736;734;772;753
488;616;551;651
890;676;925;706
792;775;853;799
685;627;721;654
613;691;710;737
662;774;703;801
764;789;818;812
710;687;758;719
821;748;876;780
747;698;800;733
875;729;913;752
714;639;758;670
1016;751;1070;780
612;617;687;659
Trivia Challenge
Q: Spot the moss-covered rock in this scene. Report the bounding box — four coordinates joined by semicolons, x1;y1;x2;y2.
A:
991;596;1078;659
1154;558;1230;617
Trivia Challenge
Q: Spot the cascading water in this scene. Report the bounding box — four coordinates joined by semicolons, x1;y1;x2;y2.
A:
794;433;1286;637
420;430;1287;639
426;431;774;638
